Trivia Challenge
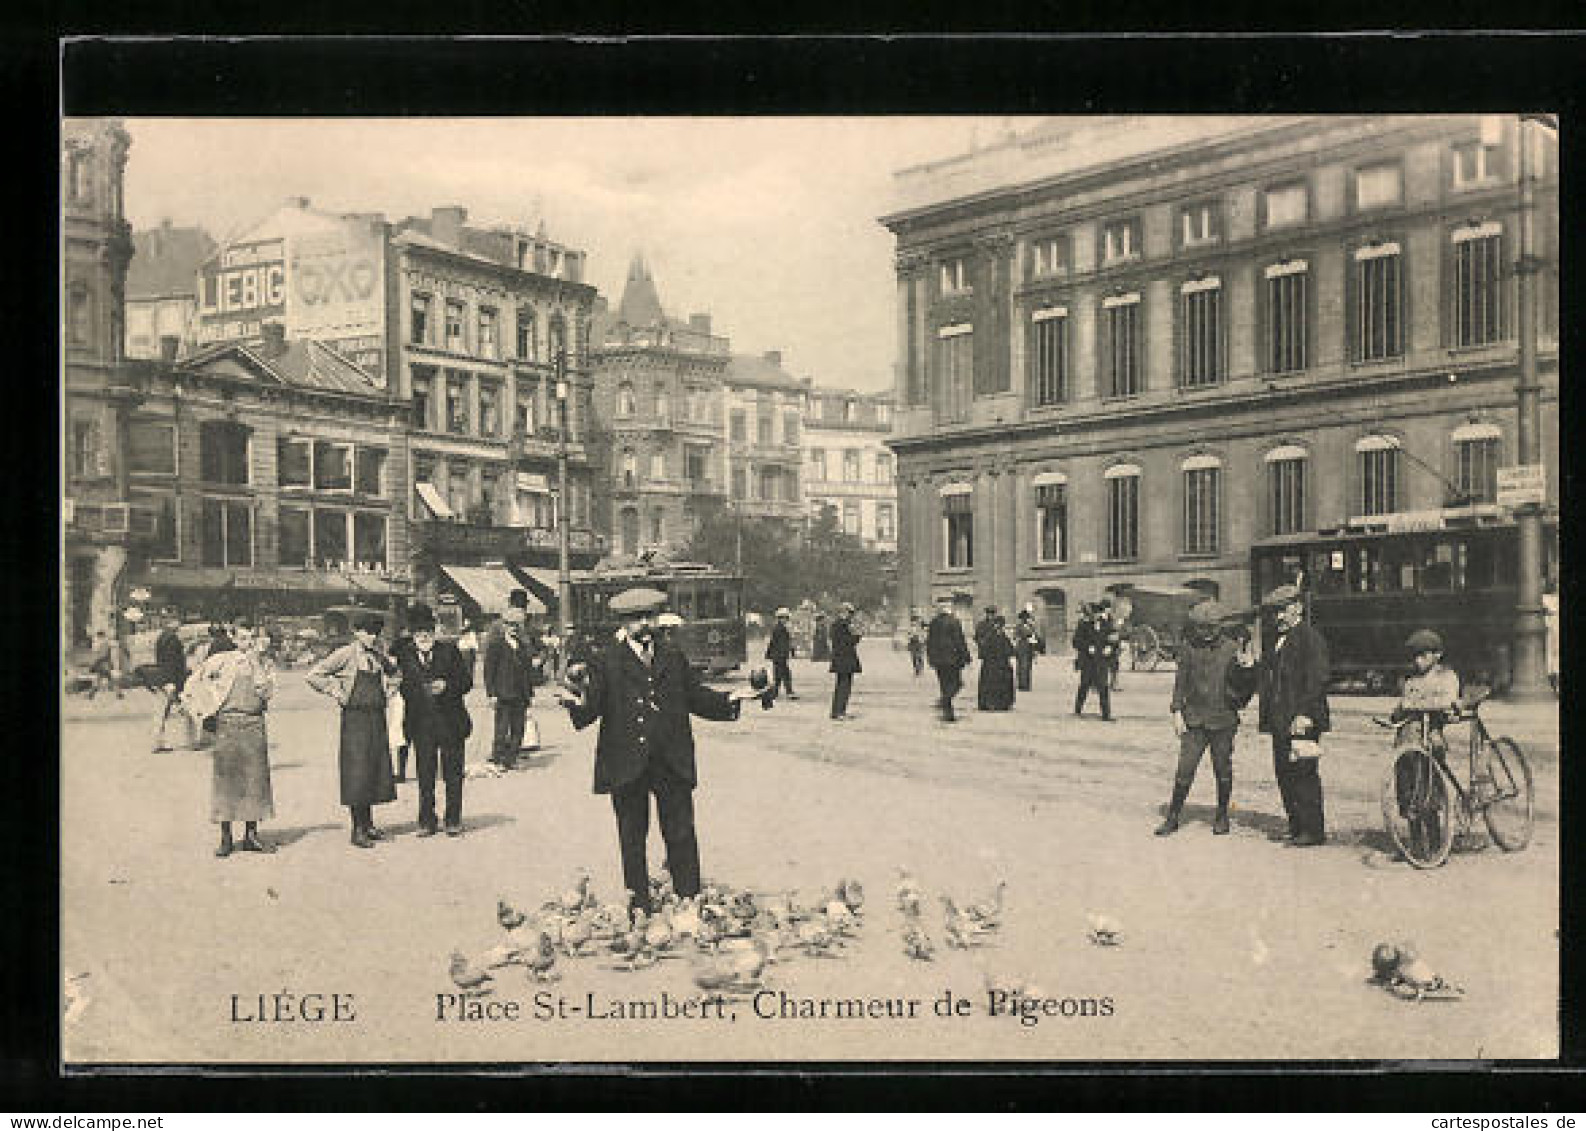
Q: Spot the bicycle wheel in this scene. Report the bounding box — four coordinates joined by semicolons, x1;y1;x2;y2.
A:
1481;735;1535;852
1381;747;1455;869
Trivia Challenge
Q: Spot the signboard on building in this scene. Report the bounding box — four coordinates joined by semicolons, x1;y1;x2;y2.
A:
288;224;387;386
195;238;287;343
1497;464;1546;508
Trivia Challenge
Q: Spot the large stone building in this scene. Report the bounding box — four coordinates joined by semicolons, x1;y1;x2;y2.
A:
881;115;1559;644
62;118;144;653
722;349;808;526
590;255;732;558
125;220;215;361
802;387;898;552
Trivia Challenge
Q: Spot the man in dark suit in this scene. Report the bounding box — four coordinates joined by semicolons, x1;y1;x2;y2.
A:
1072;604;1116;721
926;599;972;723
395;603;473;837
483;607;540;770
558;587;762;911
765;607;798;700
1256;584;1332;847
151;613;194;751
828;602;863;721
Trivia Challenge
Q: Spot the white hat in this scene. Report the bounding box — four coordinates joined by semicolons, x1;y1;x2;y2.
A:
775;607;791;618
655;612;684;628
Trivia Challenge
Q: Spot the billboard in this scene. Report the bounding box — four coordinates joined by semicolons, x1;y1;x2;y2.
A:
194;238;287;344
288;223;387;386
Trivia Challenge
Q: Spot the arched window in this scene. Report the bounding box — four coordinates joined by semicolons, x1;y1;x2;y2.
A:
1032;470;1068;565
620;449;637;488
1452;421;1502;504
655;383;671;421
1355;434;1401;515
1103;463;1141;561
939;481;974;569
1265;444;1308;536
617;381;636;416
619;507;640;556
1180;454;1222;555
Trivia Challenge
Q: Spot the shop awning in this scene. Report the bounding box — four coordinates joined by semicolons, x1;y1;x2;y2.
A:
513;566;563;606
440;565;547;615
416;482;454;520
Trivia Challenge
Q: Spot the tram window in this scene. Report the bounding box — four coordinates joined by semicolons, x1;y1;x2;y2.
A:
1309;549;1346;595
1386;542;1416;592
696;589;727;620
1420;540;1457;592
673;587;696;619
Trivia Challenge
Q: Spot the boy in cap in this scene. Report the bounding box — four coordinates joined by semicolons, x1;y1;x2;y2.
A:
766;607;798;700
1254;584;1332;847
557;585;763;911
1155;600;1259;836
1389;628;1464;850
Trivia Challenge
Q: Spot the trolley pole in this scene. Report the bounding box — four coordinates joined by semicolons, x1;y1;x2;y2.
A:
1508;114;1551;701
555;348;573;673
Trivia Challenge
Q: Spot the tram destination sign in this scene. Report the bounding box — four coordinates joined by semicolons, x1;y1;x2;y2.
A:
1496;464;1546;508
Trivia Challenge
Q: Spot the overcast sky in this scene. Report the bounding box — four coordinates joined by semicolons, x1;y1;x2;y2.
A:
120;117;1041;393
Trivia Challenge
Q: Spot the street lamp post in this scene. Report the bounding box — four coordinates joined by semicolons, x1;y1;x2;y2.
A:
1508;113;1551;701
555;348;573;667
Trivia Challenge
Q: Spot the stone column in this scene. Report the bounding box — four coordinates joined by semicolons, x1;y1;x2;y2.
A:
976;460;997;607
997;459;1021;611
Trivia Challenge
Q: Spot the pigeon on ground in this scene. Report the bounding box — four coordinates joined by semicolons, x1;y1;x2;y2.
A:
967;880;1007;929
448;950;494;994
895;869;925;917
902;921;936;961
525;932;560;982
497;898;527;932
1086;913;1124;947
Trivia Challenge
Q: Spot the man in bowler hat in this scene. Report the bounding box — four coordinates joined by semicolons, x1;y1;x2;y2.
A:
558;586;762;910
1256;584;1332;847
395;602;474;837
484;606;540;769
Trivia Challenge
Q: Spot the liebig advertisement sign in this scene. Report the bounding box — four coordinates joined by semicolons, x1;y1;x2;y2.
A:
195;238;287;342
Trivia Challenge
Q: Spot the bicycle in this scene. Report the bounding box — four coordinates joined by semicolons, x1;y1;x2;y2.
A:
1374;694;1534;869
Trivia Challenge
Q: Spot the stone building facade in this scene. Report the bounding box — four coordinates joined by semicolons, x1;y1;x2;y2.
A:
722;350;808;527
881;115;1560;644
802;387;898;552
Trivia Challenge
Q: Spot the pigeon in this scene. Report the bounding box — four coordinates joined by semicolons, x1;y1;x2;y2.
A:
497;898;527;933
560;874;592;914
967;880;1007;930
448;950;494;994
671;898;702;939
562;914;596;957
525;932;560;982
942;897;988;949
836;878;865;914
902;921;936;962
644;910;676;952
1086;913;1123;947
824;900;857;936
895;869;926;917
478;942;524;969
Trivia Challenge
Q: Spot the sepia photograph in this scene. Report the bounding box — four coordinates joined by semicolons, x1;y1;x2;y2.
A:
59;99;1561;1066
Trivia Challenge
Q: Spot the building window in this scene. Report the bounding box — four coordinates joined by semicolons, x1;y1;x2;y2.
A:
942;490;973;569
411;368;433;431
1263;183;1308;230
1452;224;1505;348
786;470;800;502
1454;427;1501;504
68;284;92;345
315;509;348;567
730;410;747;442
1182;459;1221;555
939;257;970;295
877;401;892;426
783;414;799;446
1266;448;1308;536
311;441;352;492
1105;467;1140;561
353;512;387;568
650;451;666;480
67;149;91;201
200;499;253;568
685;446;709;485
1352;244;1404;363
935;325;973;420
1031;235;1068;278
808;448;825;481
876;503;895;541
731;468;746;499
516;382;539;435
875;453;892;484
445;374;470;434
1358;437;1401;516
1030;307;1069;407
1355;162;1404;211
278;505;311;567
620;450;637;488
649;510;664;544
1180;202;1221;247
355;448;386;497
656;385;672;422
69;417;100;478
1102;218;1140;264
444;300;466;352
478;381;501;438
277;437;312;488
843;450;862;483
1035;479;1068;564
199;420;250;485
128;419;176;476
516;309;537;360
616;382;636;417
411;294;431;345
130;490;179;562
1265;260;1309;373
1453;137;1500;188
757;414;773;446
1103;294;1141;398
476;308;497;360
1179;278;1223;388
838;500;857;536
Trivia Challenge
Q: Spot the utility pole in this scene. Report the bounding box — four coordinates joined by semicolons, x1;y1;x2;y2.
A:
555;347;573;671
1508;113;1551;700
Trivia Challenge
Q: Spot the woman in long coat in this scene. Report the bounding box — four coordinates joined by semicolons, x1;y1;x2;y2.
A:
977;614;1017;711
180;619;275;857
307;613;398;849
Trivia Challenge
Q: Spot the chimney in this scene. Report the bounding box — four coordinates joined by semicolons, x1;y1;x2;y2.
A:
260;322;288;358
689;313;712;335
431;205;468;247
159;335;180;362
763;349;782;367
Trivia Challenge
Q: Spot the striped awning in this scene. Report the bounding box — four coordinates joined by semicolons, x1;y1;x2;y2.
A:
439;565;546;615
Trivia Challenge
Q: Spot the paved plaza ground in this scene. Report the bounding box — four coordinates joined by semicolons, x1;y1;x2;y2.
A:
60;646;1559;1063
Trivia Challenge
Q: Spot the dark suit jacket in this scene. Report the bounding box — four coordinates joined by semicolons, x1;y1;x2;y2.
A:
1071;617;1115;673
926;613;972;671
484;633;539;702
828;618;862;674
1257;622;1332;737
765;623;793;662
155;629;187;686
567;638;739;793
395;638;474;744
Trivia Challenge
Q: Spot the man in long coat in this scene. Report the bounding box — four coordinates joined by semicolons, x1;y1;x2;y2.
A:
152;613;194;751
483;608;540;769
1256;584;1332;847
765;607;798;700
827;603;863;721
395;602;473;837
926;599;972;723
558;586;762;911
1013;609;1043;693
1072;604;1116;721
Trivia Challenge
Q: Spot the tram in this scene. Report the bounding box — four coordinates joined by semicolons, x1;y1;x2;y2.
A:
567;562;746;675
